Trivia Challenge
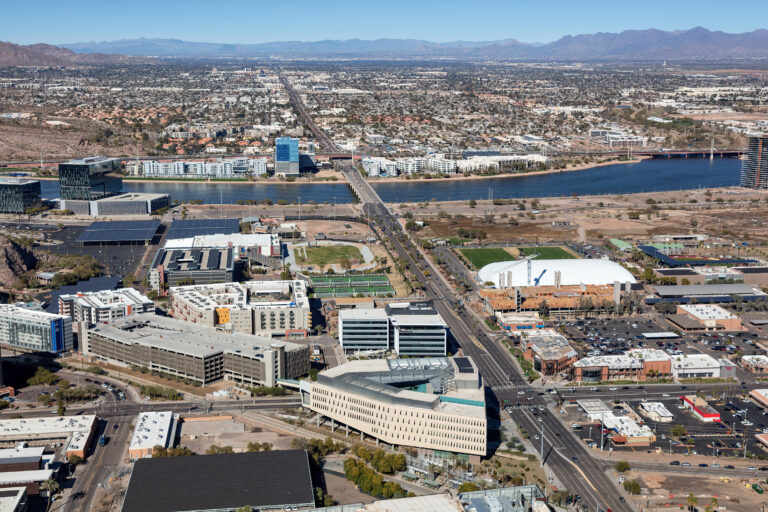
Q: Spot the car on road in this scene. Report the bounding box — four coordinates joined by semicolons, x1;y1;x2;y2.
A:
662;393;670;397
698;463;708;468
609;387;617;391
681;462;691;467
711;464;720;468
571;456;579;463
669;461;680;466
724;465;735;469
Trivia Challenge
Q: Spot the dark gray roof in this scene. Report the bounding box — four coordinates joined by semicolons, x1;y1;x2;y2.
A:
655;268;699;276
122;450;315;512
166;219;240;239
734;267;768;274
45;276;122;313
76;220;160;243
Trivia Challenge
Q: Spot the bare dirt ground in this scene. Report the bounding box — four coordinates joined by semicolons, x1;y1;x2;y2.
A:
401;187;768;252
180;416;302;453
0;118;141;161
295;219;372;239
323;472;375;506
186;203;361;221
631;471;767;512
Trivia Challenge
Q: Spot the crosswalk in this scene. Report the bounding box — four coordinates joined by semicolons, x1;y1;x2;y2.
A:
490;384;529;391
504;405;542;412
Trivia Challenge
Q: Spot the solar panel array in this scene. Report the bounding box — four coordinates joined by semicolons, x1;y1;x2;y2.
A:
76;220;161;243
454;357;474;374
165;219;240;240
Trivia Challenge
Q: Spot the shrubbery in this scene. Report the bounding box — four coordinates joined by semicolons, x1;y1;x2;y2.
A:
344;458;413;499
352;445;406;474
140;385;181;400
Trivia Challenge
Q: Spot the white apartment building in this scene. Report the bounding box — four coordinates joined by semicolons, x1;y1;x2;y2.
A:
455;154;548;172
58;288;155;325
361;156;398;177
301;357;487;462
164;233;281;259
169;280;311;337
141;157;268;179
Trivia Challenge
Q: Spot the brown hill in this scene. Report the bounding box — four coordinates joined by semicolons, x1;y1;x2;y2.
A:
0;41;148;67
0;235;38;287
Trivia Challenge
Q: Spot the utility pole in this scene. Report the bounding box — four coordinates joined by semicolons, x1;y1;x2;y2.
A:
600;417;604;451
540;423;544;463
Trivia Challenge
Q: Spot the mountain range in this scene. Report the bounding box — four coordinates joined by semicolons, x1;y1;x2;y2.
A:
1;27;767;67
60;28;768;60
0;41;147;67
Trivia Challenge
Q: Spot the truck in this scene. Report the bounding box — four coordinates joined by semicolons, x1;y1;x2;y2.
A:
753;483;764;494
99;435;107;446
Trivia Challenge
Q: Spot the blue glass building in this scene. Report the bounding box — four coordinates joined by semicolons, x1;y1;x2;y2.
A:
275;137;300;176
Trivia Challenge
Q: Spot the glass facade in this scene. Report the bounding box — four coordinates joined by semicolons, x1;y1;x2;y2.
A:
275;137;299;163
0;307;72;353
0;179;41;213
59;161;123;200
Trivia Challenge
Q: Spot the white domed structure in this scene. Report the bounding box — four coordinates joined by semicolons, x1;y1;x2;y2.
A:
478;259;637;288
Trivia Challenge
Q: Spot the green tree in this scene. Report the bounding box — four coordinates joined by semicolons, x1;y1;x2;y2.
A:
623;479;641;495
235;506;253;512
671;424;688;437
457;482;480;493
56;400;66;416
206;445;234;455
309;368;319;381
615;460;631;473
468;199;477;208
68;454;83;466
687;492;698;511
123;273;135;288
41;478;60;512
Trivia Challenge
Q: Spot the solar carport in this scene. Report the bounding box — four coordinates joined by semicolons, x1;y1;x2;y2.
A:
76;220;161;245
165;219;240;239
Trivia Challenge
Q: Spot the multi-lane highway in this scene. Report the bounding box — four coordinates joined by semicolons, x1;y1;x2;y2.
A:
277;71;633;511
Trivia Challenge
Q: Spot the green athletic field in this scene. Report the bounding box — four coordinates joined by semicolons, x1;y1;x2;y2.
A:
459;248;516;269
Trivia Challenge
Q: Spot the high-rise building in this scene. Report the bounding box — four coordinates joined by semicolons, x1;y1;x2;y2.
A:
58;156;122;200
0;178;41;213
274;137;299;176
740;135;768;188
0;305;73;353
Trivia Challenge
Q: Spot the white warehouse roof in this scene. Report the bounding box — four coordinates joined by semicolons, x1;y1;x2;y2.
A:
478;259;637;288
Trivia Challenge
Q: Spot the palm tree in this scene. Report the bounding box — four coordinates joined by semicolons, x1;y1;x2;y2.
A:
687;492;698;511
41;478;60;512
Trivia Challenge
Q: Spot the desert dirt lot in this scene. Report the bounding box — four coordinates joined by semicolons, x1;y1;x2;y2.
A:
0;118;142;161
632;471;768;512
180;416;302;453
398;187;768;250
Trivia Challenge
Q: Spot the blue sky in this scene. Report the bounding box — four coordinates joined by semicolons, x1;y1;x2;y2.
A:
4;0;764;45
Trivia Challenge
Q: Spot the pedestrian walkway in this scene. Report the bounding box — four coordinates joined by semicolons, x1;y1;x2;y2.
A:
490;383;529;391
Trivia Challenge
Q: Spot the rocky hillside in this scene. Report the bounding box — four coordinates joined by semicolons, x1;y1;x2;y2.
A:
0;235;37;287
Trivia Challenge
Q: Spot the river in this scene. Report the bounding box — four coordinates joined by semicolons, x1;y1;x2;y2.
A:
39;157;742;205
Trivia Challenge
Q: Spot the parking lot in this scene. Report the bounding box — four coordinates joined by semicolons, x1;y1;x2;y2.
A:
566;392;768;461
43;224;150;277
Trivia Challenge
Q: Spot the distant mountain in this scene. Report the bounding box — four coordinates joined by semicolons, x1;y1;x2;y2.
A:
60;28;768;60
0;41;147;67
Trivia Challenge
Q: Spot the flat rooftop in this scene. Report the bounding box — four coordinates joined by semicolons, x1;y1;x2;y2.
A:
654;284;761;297
96;192;169;201
156;247;233;272
129;412;175;453
679;304;736;320
90;314;305;359
122;451;315;512
0;178;38;186
165;218;240;239
63;156;118;165
60;287;153;310
0;415;96;455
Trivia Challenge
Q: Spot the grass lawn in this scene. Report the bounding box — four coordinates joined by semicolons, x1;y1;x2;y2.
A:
297;245;363;267
518;246;576;260
459;247;516;269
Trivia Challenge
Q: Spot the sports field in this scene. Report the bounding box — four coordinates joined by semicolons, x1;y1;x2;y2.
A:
518;246;576;259
459;247;516;269
296;245;363;266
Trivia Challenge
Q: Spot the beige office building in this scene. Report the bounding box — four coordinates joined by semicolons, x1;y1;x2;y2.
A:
169;280;311;337
301;357;487;462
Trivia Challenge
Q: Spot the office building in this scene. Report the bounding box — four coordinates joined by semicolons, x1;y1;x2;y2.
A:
0;305;73;353
122;451;315;512
520;329;577;375
59;288;155;325
671;353;721;379
60;192;170;217
274;137;299;176
0;178;41;214
740;135;768;188
150;247;234;289
301;357;487;461
164;233;281;260
58;156;122;200
86;314;309;386
169;280;311;337
129;412;177;459
338;301;448;356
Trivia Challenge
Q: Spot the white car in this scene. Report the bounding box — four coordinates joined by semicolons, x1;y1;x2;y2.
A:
662;393;670;397
518;391;526;395
609;387;618;391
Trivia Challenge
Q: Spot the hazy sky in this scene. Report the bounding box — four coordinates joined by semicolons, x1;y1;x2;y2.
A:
4;0;764;45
